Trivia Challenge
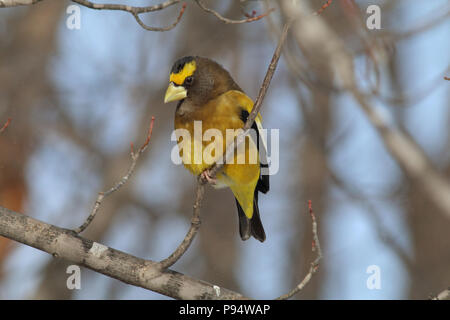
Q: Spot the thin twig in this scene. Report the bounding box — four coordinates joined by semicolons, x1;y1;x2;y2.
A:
313;0;333;16
131;2;187;32
209;21;291;179
71;0;186;32
195;0;274;24
276;200;322;300
74;116;155;234
159;22;292;270
159;178;205;269
0;118;11;134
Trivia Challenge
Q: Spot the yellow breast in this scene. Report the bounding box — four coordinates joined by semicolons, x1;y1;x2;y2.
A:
174;91;260;187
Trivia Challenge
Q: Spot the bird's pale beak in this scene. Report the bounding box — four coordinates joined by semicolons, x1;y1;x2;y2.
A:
164;82;187;103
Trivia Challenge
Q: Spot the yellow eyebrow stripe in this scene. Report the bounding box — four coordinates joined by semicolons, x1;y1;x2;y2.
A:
170;60;196;85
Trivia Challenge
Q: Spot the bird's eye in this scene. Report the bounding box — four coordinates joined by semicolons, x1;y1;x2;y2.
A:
185;76;193;85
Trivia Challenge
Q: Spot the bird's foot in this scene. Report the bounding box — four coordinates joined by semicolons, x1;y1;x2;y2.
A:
201;169;216;185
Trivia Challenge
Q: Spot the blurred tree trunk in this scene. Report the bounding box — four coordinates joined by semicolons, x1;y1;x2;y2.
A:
383;10;450;296
289;64;333;299
406;167;450;299
0;1;64;280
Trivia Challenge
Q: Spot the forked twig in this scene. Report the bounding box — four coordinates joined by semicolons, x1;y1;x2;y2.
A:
131;2;187;32
195;0;274;24
71;0;186;32
276;200;322;300
74;117;155;234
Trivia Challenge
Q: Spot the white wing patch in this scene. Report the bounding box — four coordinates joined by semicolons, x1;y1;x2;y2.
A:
254;118;269;168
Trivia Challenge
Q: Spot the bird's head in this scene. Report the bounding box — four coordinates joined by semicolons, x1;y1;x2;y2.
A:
164;56;240;105
164;56;196;103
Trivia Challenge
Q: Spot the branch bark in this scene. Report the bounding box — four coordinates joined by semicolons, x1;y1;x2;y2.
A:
0;0;42;7
0;206;246;300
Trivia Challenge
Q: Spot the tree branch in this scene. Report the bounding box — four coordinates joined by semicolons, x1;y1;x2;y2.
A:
131;2;186;32
1;0;187;32
0;118;11;134
210;21;291;179
71;0;181;14
0;0;42;7
159;178;205;269
0;206;247;300
75;117;155;234
276;201;322;300
194;0;274;24
71;0;186;32
313;0;333;16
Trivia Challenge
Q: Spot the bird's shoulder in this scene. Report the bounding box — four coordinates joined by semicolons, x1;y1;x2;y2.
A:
210;90;263;124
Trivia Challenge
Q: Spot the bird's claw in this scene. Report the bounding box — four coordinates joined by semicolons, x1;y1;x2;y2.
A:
201;170;216;185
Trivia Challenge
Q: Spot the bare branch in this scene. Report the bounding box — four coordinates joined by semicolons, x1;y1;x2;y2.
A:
0;118;11;134
351;90;450;218
131;2;186;32
0;206;246;300
71;0;181;14
194;0;274;24
74;117;155;234
313;0;333;16
276;201;322;300
1;0;187;32
0;0;42;7
71;0;186;32
209;21;291;180
159;178;205;269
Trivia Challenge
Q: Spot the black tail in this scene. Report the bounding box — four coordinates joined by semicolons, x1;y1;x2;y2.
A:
236;192;266;242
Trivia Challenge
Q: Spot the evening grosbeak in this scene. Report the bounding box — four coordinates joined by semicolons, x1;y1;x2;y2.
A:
164;56;269;242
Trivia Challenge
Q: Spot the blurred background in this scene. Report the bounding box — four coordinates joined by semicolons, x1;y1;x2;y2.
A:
0;0;448;299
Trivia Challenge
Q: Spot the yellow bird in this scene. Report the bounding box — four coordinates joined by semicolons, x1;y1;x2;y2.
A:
164;56;269;242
